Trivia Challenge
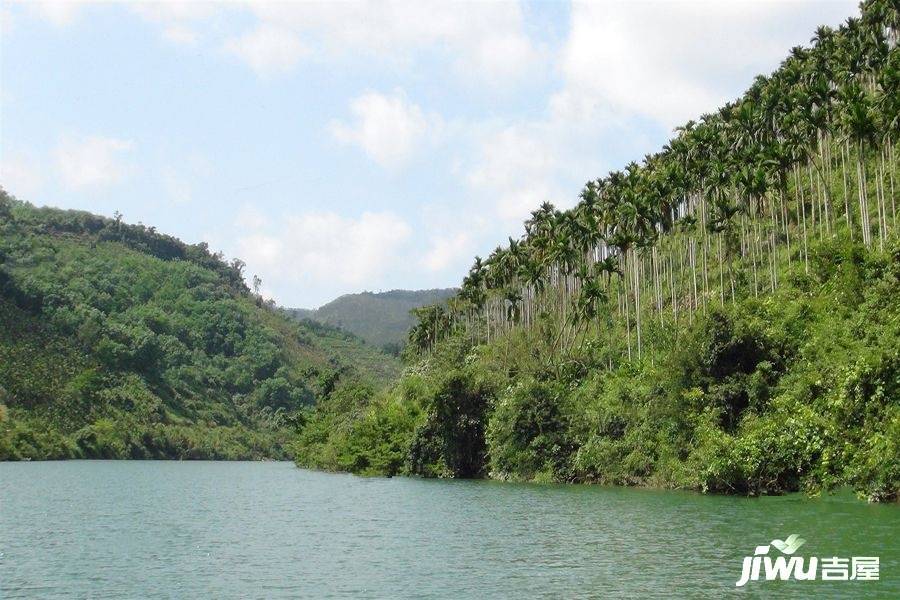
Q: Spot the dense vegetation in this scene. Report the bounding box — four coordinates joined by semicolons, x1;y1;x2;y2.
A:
0;193;398;460
286;288;456;353
293;0;900;502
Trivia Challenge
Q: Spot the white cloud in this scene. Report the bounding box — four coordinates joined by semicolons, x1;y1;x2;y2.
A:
55;134;134;190
130;2;220;46
556;0;858;130
236;211;412;304
0;154;42;199
421;232;472;273
238;232;282;266
331;90;438;170
29;1;84;27
222;1;542;86
466;124;570;223
33;2;543;85
466;29;542;85
224;24;308;76
130;1;217;24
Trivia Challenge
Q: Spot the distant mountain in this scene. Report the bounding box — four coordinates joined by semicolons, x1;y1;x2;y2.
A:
287;289;457;351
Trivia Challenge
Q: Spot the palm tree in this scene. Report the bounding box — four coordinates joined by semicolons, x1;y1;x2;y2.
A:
839;82;879;246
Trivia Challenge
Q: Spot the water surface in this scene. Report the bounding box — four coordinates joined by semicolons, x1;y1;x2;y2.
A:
1;461;897;598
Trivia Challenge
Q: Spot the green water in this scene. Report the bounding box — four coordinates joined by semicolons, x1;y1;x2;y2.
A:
0;461;896;598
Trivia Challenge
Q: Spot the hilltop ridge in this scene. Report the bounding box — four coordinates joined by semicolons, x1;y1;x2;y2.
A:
0;191;399;460
286;288;457;351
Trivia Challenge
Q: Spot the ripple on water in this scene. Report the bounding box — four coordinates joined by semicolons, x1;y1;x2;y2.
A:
0;461;897;599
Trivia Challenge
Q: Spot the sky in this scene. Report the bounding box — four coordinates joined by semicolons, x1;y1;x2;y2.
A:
0;0;859;308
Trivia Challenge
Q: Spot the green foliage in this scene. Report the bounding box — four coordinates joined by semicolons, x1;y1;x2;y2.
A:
0;193;394;461
407;368;495;478
301;233;900;501
292;379;421;475
487;379;572;481
688;396;827;496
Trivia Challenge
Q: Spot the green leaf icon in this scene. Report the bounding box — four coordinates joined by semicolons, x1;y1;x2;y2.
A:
770;534;806;555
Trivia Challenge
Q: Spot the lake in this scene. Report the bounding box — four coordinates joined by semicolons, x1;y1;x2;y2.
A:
0;461;897;598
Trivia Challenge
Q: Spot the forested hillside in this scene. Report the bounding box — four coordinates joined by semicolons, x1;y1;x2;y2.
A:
293;0;900;501
0;193;398;460
286;288;456;352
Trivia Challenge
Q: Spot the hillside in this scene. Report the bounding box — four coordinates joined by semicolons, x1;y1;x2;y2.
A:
292;0;900;501
286;288;457;351
0;192;399;460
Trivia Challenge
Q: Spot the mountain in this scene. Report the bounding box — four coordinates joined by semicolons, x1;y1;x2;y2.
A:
292;1;900;501
286;288;457;351
0;192;399;460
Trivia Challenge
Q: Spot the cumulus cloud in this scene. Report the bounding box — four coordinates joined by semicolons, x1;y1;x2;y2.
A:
224;24;309;76
236;210;412;304
130;2;215;22
130;2;222;46
55;135;134;190
29;1;83;27
465;124;574;224
221;1;542;85
331;90;438;170
555;0;857;130
127;1;545;84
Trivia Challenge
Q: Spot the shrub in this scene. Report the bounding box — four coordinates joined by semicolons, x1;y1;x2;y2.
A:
486;379;571;481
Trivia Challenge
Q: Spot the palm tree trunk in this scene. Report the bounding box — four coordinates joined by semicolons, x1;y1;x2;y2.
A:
808;161;819;237
669;252;678;324
689;237;698;320
887;137;896;229
717;232;724;307
768;193;778;291
622;254;632;360
701;195;709;312
633;250;642;360
857;141;871;247
842;139;852;238
778;179;791;265
817;132;832;234
795;165;809;271
876;146;888;250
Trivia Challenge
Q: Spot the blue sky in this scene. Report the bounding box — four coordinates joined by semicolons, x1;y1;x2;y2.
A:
0;0;858;308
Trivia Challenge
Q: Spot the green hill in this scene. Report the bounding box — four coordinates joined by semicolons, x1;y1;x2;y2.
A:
286;288;457;351
0;192;399;460
291;0;900;501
